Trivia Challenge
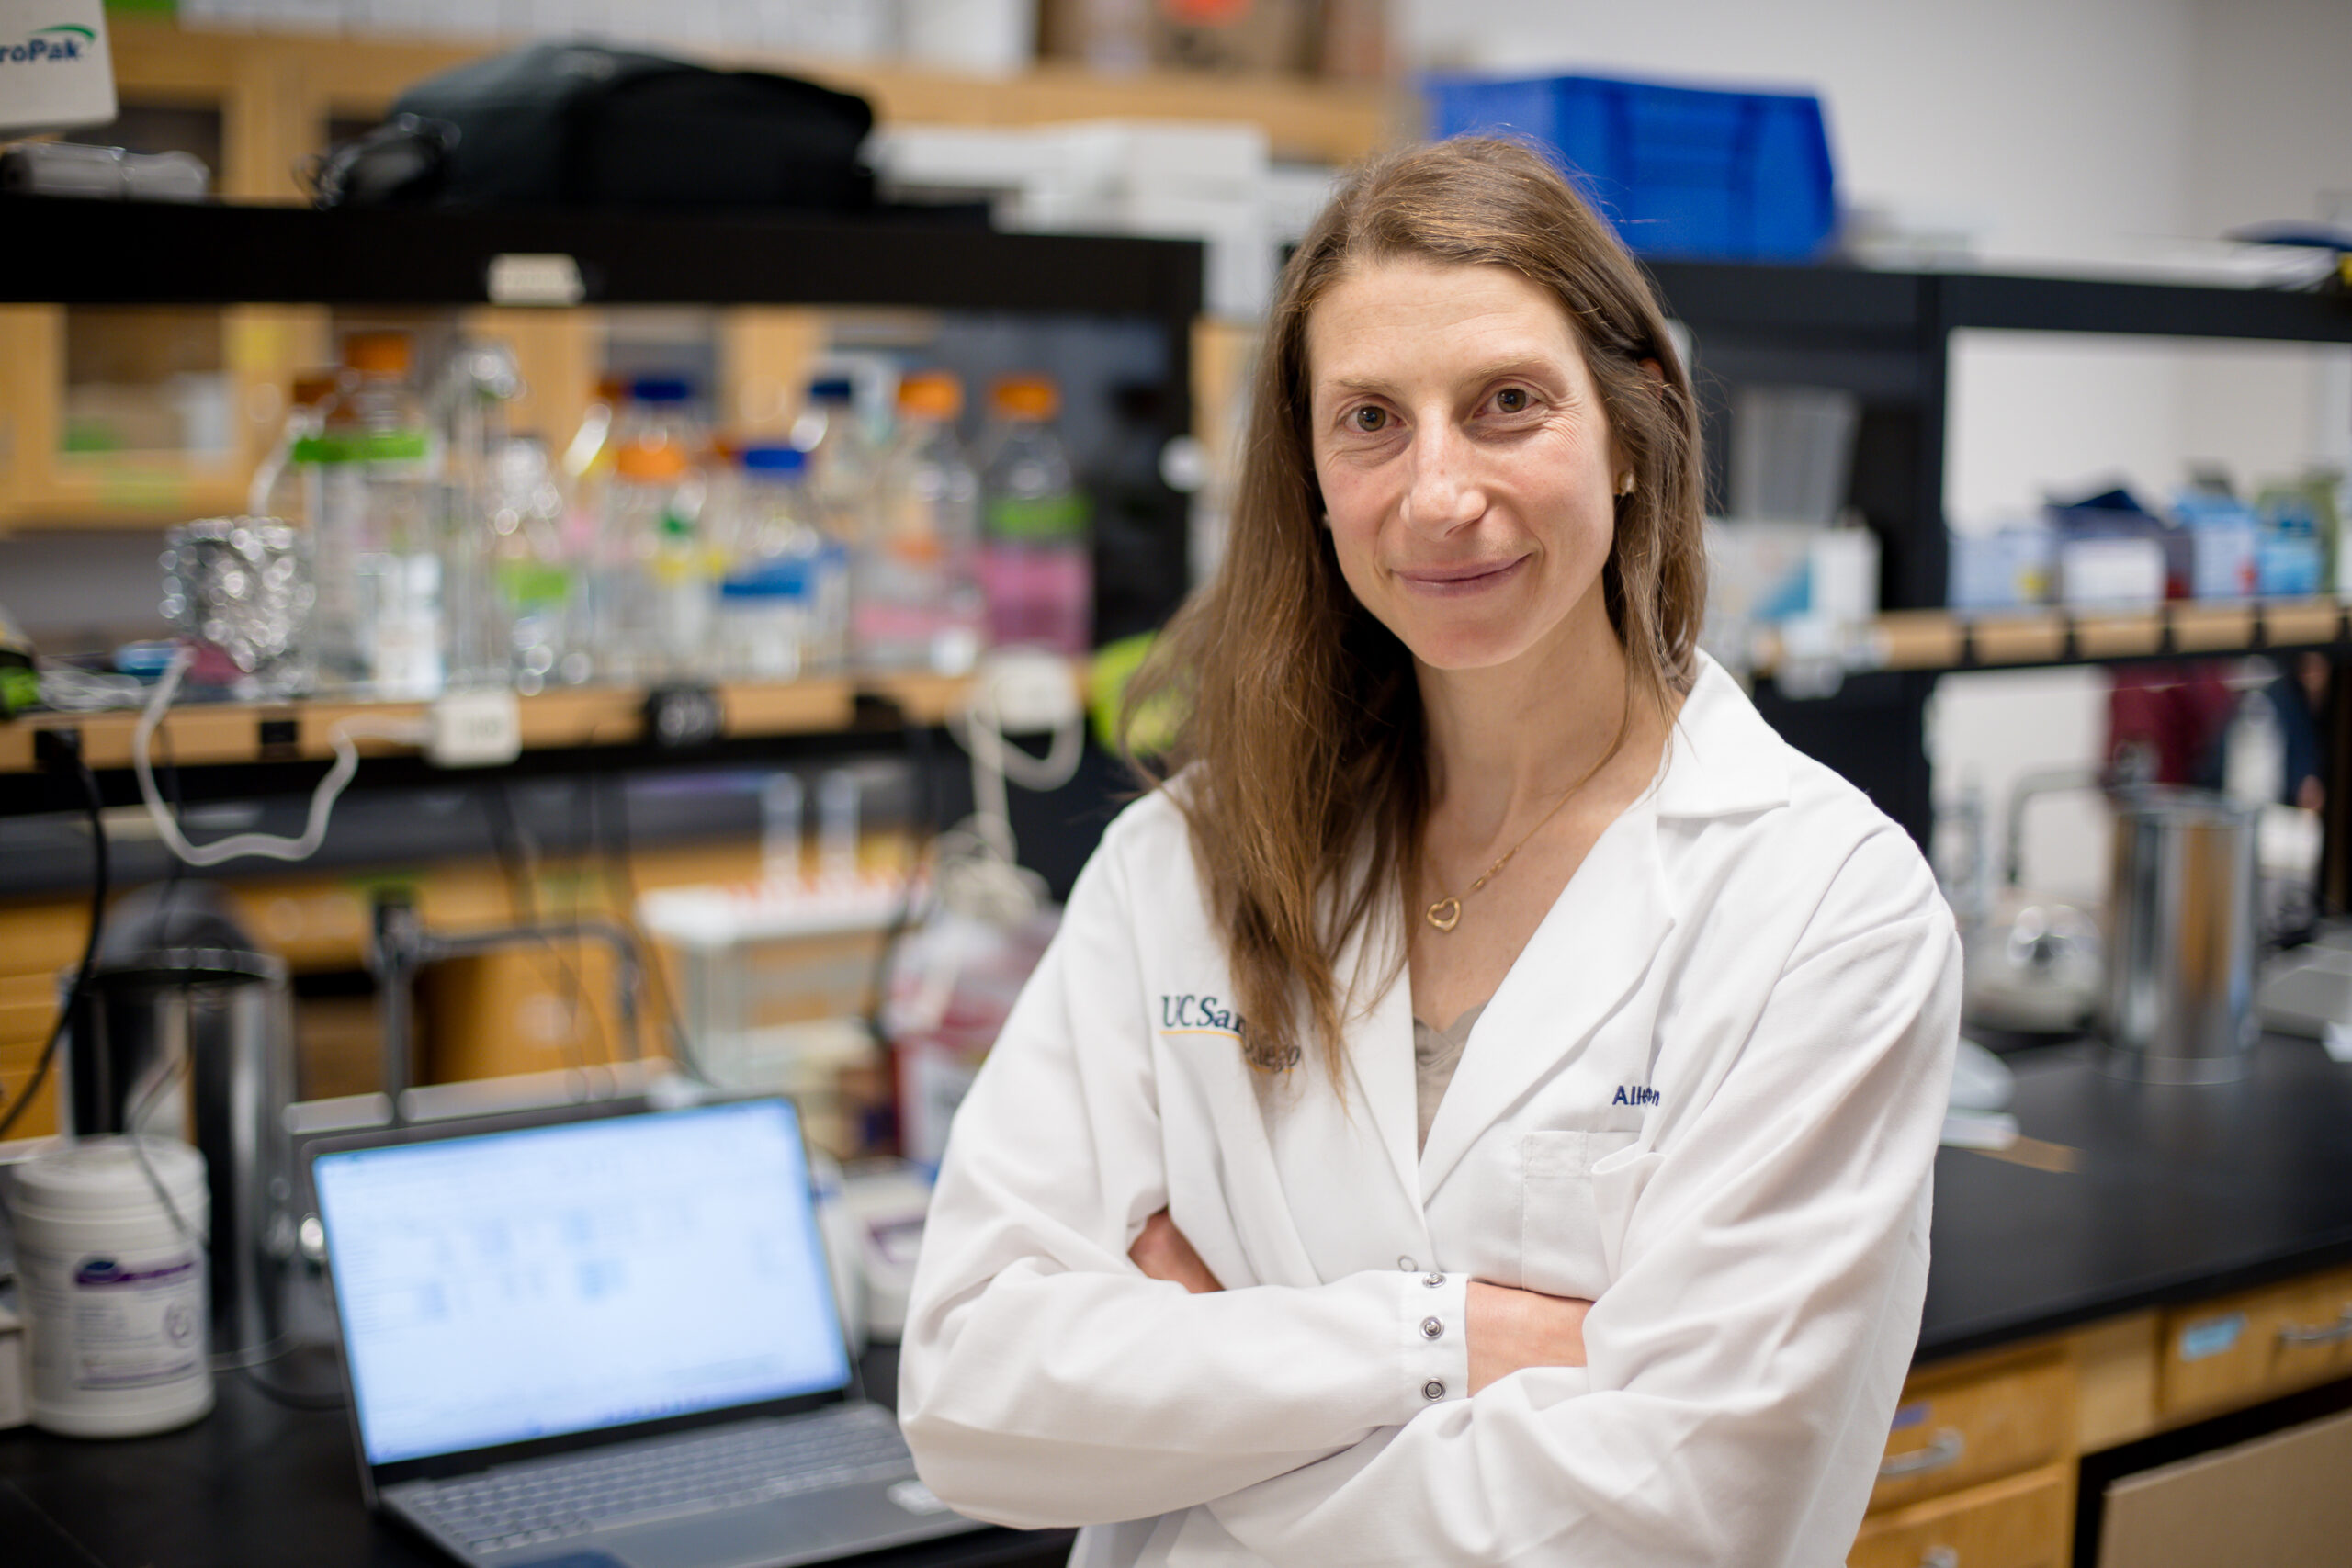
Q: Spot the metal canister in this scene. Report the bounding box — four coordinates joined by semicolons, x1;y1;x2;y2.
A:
2104;788;2260;1083
64;889;297;1359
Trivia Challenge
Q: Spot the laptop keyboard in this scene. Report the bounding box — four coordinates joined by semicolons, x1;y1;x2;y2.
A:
406;1405;914;1554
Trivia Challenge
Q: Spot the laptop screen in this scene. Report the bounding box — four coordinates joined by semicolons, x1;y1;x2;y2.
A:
315;1100;854;1467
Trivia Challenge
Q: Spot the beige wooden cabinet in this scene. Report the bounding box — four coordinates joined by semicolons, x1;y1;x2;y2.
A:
1849;1273;2352;1566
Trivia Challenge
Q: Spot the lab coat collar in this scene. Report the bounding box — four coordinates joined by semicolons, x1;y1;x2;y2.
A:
1647;652;1792;821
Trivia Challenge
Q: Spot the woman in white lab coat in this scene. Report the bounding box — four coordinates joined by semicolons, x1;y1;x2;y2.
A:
899;138;1962;1567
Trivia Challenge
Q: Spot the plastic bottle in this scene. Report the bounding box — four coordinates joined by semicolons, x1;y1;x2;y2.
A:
594;378;709;683
799;375;878;555
978;374;1091;655
488;435;584;693
2224;687;2287;807
295;332;442;697
861;370;984;674
716;446;848;679
8;1136;213;1438
247;371;338;521
435;340;526;693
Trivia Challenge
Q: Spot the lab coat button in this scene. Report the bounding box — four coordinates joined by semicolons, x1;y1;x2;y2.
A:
1422;1379;1446;1400
1397;1256;1417;1271
1422;1271;1444;1288
1420;1316;1444;1339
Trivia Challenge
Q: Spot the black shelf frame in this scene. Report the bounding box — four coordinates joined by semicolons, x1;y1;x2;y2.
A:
1642;257;2352;847
0;197;1204;319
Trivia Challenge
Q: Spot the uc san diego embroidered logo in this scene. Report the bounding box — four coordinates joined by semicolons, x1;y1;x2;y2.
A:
1156;993;1298;1071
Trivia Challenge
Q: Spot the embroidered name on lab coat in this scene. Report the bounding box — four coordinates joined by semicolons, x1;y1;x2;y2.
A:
1612;1085;1661;1108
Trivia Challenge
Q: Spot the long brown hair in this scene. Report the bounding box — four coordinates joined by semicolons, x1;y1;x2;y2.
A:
1128;137;1707;1082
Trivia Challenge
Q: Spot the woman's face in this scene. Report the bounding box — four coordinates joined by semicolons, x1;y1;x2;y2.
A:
1306;256;1624;675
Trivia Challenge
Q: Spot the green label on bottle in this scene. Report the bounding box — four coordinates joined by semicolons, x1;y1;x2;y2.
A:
497;562;572;609
987;493;1091;541
291;431;431;465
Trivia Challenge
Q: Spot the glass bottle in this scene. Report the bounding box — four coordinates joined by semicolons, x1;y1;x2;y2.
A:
435;340;526;693
978;374;1091;656
716;446;847;680
593;378;708;683
295;331;442;697
487;435;582;693
248;370;337;522
798;374;878;557
860;369;983;674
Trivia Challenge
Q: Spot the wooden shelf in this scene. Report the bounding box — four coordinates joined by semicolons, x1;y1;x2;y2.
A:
99;19;1399;204
1750;597;2352;682
0;660;1087;777
0;677;845;774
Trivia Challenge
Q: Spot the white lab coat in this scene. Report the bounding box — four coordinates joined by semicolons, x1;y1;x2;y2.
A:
899;653;1962;1567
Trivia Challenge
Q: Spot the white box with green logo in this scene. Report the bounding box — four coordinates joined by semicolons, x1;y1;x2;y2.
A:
0;0;113;137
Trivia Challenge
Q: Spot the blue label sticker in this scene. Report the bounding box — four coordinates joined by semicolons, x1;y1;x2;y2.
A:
2179;1312;2247;1362
1890;1399;1931;1431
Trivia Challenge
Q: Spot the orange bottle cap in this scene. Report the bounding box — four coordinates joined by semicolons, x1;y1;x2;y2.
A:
897;370;964;421
615;440;690;482
345;332;412;376
991;375;1058;422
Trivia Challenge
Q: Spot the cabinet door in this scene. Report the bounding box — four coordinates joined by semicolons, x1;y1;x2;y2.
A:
1850;1462;2073;1568
0;304;323;528
2094;1405;2352;1568
1871;1350;2074;1513
0;901;85;1142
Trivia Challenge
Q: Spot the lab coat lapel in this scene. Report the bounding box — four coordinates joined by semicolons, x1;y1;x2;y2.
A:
1417;806;1675;1197
1264;896;1431;1278
1336;897;1425;1225
1186;1045;1327;1288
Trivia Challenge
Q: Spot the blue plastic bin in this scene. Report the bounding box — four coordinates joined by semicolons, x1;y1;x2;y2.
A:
1425;73;1838;262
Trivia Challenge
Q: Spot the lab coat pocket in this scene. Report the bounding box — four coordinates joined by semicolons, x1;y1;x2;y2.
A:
1588;1142;1665;1283
1517;1129;1640;1300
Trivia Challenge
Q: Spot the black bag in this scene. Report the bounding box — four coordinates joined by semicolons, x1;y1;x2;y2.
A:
318;41;875;212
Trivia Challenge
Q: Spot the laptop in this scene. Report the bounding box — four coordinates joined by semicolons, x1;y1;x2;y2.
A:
311;1098;982;1568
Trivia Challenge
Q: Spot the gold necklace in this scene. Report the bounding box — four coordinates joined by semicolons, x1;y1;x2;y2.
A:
1422;728;1622;933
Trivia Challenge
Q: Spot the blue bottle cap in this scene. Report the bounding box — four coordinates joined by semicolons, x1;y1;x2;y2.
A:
741;446;807;475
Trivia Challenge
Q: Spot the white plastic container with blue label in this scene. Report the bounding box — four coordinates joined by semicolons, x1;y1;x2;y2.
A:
8;1136;213;1437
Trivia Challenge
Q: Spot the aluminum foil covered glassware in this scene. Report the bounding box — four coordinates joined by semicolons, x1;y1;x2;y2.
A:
160;518;315;698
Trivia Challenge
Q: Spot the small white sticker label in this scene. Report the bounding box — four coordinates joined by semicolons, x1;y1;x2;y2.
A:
485;253;585;307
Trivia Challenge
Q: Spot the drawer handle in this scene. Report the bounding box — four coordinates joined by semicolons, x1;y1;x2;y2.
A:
2278;1308;2352;1348
1879;1427;1965;1479
1922;1549;1960;1568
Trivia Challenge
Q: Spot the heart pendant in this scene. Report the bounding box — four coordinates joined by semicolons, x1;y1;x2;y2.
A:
1426;897;1461;932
